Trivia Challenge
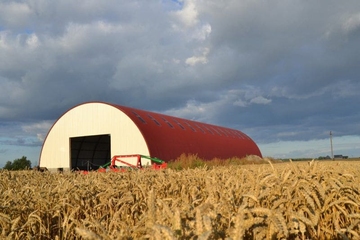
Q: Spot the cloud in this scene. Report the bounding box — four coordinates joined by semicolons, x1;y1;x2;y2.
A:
22;121;53;142
185;47;209;66
192;23;212;41
230;87;272;107
0;2;32;28
172;0;199;28
250;96;272;105
0;137;41;147
342;13;360;34
0;0;360;163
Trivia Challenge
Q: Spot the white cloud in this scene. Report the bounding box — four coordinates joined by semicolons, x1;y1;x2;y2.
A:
59;22;99;52
185;55;207;66
185;47;209;66
172;0;199;28
163;99;213;123
192;23;212;41
22;121;52;133
22;121;53;142
26;33;39;49
233;99;247;107
233;95;272;107
230;87;272;107
250;96;272;105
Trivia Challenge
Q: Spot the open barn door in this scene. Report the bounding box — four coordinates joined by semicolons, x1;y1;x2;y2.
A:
70;134;111;171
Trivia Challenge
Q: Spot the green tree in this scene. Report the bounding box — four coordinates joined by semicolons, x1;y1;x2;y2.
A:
3;156;32;170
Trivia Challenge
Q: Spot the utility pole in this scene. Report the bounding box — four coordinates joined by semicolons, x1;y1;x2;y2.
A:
330;131;334;160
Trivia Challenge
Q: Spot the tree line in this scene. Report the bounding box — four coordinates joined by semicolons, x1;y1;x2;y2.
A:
2;156;32;170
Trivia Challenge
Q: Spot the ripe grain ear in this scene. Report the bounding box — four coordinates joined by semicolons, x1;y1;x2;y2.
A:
146;189;156;228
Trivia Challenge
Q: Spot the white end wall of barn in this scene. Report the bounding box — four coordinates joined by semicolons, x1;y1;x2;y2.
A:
39;103;150;171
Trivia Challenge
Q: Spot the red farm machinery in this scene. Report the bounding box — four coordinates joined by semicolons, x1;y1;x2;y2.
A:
97;154;167;173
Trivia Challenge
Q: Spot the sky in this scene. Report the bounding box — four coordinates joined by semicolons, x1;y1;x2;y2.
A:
1;0;360;167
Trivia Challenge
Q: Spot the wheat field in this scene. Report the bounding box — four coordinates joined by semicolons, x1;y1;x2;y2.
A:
0;160;360;239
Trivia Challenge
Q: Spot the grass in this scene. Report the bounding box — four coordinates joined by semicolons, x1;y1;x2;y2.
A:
167;153;280;170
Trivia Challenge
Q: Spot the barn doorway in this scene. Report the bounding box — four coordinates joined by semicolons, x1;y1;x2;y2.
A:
70;134;111;171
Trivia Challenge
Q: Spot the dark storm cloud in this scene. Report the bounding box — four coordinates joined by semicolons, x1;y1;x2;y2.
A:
0;0;360;162
0;137;41;147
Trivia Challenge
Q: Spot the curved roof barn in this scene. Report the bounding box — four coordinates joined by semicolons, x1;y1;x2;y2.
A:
39;102;262;171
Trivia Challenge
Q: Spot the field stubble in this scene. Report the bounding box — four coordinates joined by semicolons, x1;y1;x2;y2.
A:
0;159;360;239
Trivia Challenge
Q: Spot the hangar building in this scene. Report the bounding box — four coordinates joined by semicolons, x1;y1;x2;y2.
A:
39;102;262;171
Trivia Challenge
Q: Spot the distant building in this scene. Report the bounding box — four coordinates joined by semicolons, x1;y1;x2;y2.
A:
334;155;348;159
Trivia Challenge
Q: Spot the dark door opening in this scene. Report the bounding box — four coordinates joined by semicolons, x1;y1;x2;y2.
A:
70;134;111;171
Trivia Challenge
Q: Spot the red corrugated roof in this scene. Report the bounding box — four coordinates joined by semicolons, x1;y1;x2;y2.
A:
111;103;262;161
